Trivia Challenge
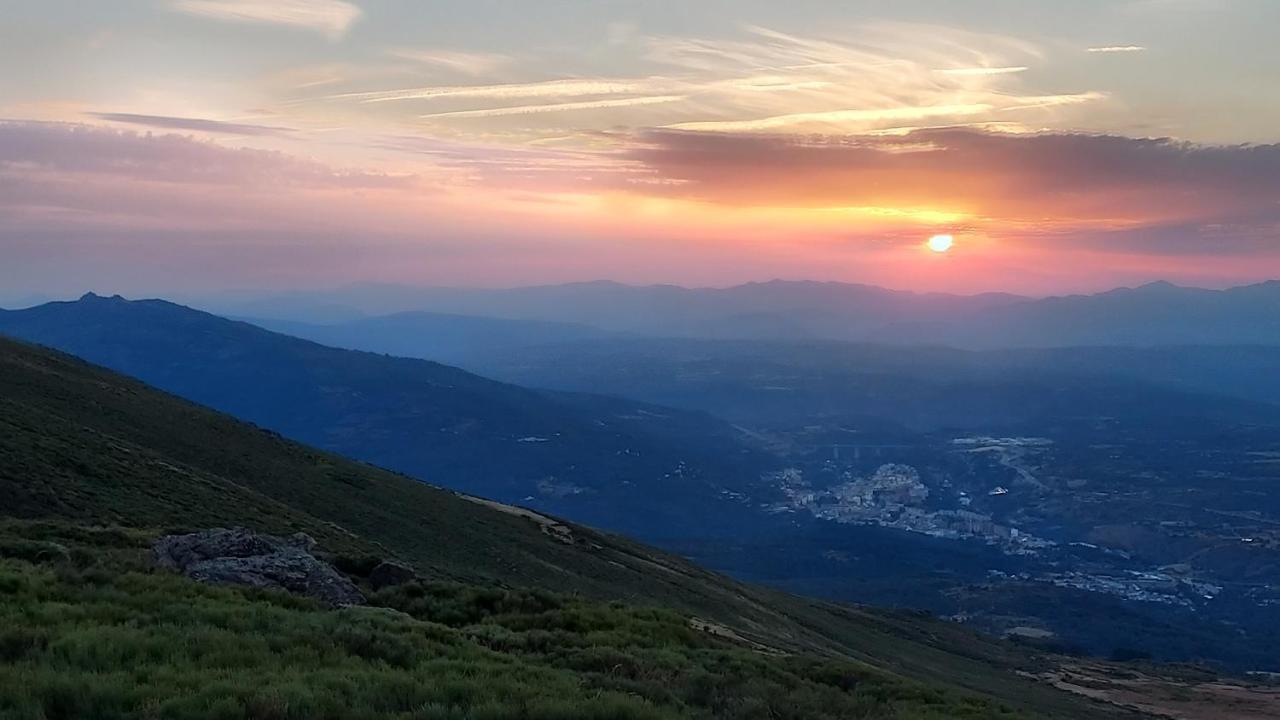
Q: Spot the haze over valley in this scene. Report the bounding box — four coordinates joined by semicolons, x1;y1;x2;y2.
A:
6;284;1280;677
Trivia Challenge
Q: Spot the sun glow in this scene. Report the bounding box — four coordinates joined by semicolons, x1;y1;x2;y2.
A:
927;234;955;253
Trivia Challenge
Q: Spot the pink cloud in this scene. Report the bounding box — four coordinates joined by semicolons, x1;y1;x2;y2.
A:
1;120;1277;296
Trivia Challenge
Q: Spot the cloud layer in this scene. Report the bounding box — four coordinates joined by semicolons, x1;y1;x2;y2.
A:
169;0;361;38
1;119;1277;296
623;128;1280;249
0;121;397;188
87;113;294;136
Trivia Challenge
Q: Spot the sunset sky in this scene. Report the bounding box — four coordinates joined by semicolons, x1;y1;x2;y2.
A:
3;0;1279;298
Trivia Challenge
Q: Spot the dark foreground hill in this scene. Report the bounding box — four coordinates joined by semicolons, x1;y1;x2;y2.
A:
0;293;772;540
0;334;1145;719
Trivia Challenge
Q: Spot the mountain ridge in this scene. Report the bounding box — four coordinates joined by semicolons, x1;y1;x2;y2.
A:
157;278;1280;348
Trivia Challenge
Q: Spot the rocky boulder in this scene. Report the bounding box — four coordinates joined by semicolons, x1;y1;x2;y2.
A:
152;527;364;607
368;559;417;590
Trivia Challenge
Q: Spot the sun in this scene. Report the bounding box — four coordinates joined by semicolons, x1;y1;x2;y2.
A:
926;234;955;253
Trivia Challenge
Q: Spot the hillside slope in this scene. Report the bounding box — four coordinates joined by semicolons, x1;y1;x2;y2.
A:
0;293;771;539
0;335;1137;718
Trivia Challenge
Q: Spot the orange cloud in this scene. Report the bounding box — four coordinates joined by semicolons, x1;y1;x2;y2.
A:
618;128;1280;251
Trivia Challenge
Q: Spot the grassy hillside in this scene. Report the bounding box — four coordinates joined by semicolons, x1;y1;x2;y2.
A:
0;520;1022;720
0;336;1135;718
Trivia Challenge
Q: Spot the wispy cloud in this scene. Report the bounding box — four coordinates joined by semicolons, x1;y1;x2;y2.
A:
88;113;293;136
667;104;995;132
634;25;1090;134
1004;91;1106;110
940;66;1029;76
168;0;362;39
0;120;398;188
420;96;686;120
327;78;659;104
306;24;1100;138
387;49;513;77
1087;45;1147;53
665;92;1102;133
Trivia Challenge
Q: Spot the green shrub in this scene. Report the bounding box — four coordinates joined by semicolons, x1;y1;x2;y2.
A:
0;627;49;662
0;539;70;564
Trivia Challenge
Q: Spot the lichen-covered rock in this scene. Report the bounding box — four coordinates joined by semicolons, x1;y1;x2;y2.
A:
368;559;417;590
152;527;364;607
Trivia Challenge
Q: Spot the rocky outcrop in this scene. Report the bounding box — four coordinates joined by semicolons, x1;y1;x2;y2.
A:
152;527;364;607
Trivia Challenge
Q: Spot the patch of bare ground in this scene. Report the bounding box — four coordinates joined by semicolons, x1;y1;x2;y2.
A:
458;494;581;544
689;618;786;655
1040;662;1280;720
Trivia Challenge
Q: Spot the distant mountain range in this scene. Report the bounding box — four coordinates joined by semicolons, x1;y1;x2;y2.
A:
0;293;771;539
881;280;1280;348
245;311;615;366
222;312;1280;435
457;337;1280;435
185;279;1280;349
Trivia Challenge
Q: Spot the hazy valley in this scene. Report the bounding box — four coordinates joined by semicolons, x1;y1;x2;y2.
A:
7;284;1280;679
